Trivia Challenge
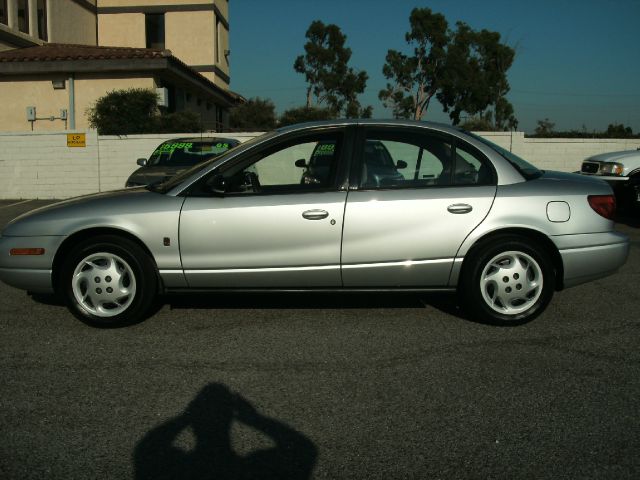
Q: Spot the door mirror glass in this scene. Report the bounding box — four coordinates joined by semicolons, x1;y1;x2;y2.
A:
396;160;408;169
137;158;148;167
295;159;307;168
205;174;226;194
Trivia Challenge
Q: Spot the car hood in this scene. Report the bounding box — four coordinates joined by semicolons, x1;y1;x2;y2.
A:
126;166;186;186
585;150;640;163
2;187;182;237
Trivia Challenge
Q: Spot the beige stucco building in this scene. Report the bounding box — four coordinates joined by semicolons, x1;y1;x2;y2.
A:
0;0;240;132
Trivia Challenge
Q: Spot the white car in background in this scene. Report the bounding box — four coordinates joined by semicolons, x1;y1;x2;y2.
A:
580;148;640;210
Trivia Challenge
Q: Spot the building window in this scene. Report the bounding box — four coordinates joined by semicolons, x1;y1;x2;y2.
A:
145;13;165;49
37;0;47;41
216;107;224;132
0;1;8;26
17;0;29;33
215;16;221;64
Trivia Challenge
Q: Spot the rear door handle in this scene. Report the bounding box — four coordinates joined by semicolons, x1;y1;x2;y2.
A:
447;204;473;214
302;209;329;220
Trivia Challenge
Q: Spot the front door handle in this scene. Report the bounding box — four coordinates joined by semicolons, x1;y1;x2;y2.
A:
302;209;329;220
447;203;473;214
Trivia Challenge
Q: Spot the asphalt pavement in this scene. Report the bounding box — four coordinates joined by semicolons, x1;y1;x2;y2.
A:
0;199;639;479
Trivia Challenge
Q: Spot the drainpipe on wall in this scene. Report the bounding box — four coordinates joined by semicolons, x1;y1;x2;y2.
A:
68;74;76;130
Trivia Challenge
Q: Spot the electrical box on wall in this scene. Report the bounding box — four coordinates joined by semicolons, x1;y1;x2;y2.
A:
60;109;68;120
26;106;36;121
156;87;169;107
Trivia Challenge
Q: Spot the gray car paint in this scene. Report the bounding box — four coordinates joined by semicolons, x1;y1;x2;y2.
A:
0;119;630;296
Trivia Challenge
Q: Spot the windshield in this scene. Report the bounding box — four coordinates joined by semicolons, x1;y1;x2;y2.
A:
147;139;238;167
467;132;542;180
146;133;272;194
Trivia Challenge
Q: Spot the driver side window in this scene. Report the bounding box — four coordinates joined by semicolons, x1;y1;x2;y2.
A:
222;133;343;195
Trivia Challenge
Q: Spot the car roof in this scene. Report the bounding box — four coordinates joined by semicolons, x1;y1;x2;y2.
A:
276;118;465;136
159;137;240;144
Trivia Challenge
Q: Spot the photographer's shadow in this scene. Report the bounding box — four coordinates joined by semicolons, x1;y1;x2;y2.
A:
134;383;317;480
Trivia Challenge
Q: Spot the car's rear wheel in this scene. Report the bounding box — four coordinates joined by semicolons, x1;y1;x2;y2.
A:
460;235;555;325
60;235;157;327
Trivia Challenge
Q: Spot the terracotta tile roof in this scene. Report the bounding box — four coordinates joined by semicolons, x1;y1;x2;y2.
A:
0;43;172;62
0;43;245;104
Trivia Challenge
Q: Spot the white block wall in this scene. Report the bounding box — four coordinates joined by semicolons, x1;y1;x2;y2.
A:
0;130;261;199
0;130;100;199
1;130;639;199
479;132;640;172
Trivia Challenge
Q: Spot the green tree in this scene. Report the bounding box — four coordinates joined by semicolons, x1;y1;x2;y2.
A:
460;112;495;131
87;88;202;134
380;8;517;129
379;8;449;120
534;118;555;136
469;28;517;130
294;20;371;117
605;123;633;138
87;88;159;135
229;97;277;131
439;24;518;129
278;106;336;127
155;111;201;133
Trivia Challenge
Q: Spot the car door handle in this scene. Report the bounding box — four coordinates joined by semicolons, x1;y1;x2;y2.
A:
302;209;329;220
447;203;473;214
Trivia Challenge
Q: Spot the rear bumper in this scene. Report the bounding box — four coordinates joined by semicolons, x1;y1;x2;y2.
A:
554;232;630;288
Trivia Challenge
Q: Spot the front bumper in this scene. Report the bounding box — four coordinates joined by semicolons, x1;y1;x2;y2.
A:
0;267;53;293
553;232;630;288
0;235;64;294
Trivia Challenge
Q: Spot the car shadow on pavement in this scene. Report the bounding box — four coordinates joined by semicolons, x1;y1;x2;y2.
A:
163;291;477;322
29;291;476;324
133;383;317;480
164;291;445;310
615;212;640;228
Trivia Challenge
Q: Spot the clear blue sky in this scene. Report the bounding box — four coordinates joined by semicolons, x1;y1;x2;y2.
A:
229;0;640;133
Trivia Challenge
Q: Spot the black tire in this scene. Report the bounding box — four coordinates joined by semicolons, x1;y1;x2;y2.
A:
60;235;158;327
460;235;555;326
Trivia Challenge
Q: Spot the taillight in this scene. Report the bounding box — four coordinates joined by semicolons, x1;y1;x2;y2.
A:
588;195;616;219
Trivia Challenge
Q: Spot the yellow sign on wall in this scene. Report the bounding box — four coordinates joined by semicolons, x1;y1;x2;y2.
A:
67;133;86;147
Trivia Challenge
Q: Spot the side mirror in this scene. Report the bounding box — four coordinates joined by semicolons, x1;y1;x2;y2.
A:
295;159;307;168
396;160;408;169
205;174;226;195
136;158;148;167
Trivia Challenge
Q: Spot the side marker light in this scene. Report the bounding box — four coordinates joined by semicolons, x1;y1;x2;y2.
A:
10;248;45;256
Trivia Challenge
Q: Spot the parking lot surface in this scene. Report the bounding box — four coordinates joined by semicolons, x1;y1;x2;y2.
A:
1;199;639;479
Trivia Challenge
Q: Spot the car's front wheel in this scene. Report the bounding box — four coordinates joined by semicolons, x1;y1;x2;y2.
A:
60;235;157;327
460;235;555;325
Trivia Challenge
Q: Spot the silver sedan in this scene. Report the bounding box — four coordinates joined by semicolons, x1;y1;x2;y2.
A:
0;120;630;327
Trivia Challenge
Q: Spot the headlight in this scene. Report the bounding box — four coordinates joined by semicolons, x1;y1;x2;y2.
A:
600;162;624;176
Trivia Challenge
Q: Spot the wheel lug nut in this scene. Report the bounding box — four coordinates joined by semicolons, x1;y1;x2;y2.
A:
502;276;509;283
505;287;512;293
106;287;113;293
96;288;102;294
94;277;100;283
105;276;112;282
514;273;520;280
516;284;522;290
